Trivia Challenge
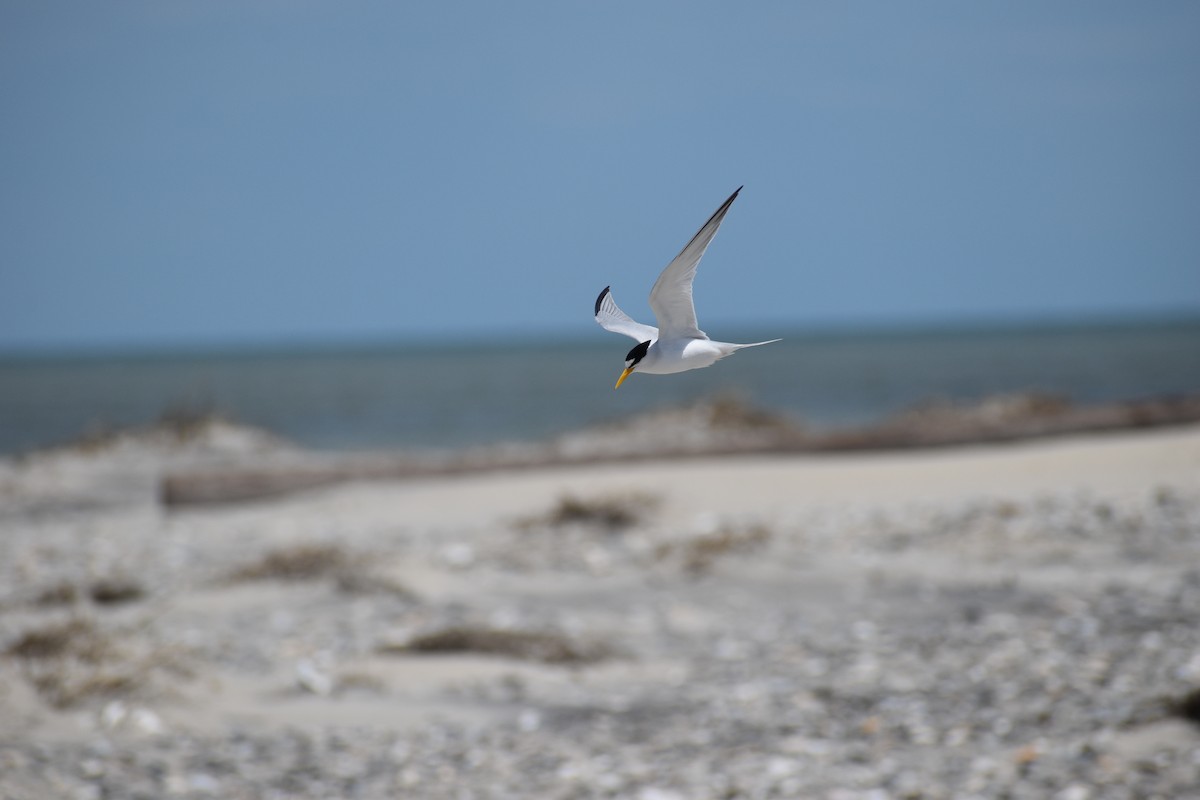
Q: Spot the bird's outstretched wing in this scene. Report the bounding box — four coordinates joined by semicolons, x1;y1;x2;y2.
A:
648;186;742;340
594;286;658;343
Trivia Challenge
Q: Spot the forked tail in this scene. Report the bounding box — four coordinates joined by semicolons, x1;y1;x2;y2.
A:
719;338;782;357
736;338;781;349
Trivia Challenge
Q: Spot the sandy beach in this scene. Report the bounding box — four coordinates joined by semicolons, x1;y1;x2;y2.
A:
1;423;1198;798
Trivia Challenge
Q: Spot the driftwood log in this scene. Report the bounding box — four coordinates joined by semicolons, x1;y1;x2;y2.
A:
160;393;1200;508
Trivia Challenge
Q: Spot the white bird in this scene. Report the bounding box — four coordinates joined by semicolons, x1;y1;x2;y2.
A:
594;186;780;389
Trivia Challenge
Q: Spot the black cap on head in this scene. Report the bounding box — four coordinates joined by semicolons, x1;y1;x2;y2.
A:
625;340;651;365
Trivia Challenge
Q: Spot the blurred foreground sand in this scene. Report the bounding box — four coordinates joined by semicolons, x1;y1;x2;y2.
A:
1;425;1198;798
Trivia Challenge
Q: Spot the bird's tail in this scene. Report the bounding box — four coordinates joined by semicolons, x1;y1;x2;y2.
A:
732;338;782;350
718;338;782;357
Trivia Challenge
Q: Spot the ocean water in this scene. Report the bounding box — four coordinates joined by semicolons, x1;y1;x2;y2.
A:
1;320;1198;456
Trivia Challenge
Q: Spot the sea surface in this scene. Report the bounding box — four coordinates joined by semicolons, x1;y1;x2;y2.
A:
2;320;1198;456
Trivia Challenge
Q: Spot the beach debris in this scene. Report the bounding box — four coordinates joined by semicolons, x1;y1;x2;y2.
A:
226;542;355;583
25;577;145;608
33;581;80;607
1171;687;1200;727
3;617;194;709
4;617;113;662
378;625;612;665
333;569;417;600
89;576;145;605
654;518;771;574
703;393;802;431
331;671;388;696
516;491;660;532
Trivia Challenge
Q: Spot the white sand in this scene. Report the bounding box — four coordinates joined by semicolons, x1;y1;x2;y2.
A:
301;423;1200;528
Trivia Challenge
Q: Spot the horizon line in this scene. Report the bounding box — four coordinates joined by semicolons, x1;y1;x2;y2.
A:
2;308;1199;362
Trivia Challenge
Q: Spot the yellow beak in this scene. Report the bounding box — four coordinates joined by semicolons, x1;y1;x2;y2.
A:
614;366;634;389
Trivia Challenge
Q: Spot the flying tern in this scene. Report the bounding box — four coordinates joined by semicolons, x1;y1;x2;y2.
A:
594;186;780;389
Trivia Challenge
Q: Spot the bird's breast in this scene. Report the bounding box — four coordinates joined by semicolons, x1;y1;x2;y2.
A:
636;338;724;375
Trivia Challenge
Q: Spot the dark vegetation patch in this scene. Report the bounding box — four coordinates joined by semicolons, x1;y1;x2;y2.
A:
1172;687;1200;728
656;523;772;575
703;394;800;430
29;669;143;709
154;404;227;441
3;617;194;708
379;626;612;665
334;570;417;600
68;404;227;453
227;543;355;583
5;618;113;662
517;492;660;532
34;582;80;607
89;577;146;605
331;671;389;696
29;577;146;608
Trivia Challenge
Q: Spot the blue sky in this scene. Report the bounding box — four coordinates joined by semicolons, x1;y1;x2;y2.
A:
2;2;1198;351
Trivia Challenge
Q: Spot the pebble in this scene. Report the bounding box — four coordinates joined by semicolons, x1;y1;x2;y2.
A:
295;659;334;696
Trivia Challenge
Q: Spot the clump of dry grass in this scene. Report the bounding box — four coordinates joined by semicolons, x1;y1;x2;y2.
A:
3;617;193;709
28;668;142;709
67;422;123;453
334;570;417;600
704;393;799;431
1174;687;1200;727
332;671;388;695
28;648;194;710
379;625;611;665
29;577;146;609
227;542;355;583
227;543;417;602
517;491;660;532
154;404;224;441
89;577;146;605
67;405;226;453
5;618;113;662
656;523;772;574
34;582;80;607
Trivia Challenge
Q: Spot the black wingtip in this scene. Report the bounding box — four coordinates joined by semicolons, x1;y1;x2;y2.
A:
594;286;611;316
718;186;742;212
